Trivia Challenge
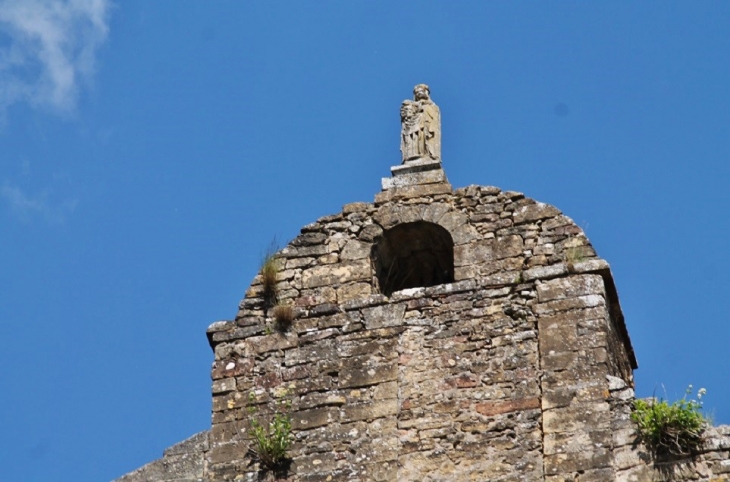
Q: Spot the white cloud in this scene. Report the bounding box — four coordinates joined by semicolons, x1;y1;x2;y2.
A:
1;181;77;224
0;0;111;117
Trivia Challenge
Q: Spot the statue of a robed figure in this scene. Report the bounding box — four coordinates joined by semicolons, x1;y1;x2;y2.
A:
400;84;441;163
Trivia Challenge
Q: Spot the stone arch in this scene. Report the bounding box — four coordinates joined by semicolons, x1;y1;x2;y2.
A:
372;221;455;296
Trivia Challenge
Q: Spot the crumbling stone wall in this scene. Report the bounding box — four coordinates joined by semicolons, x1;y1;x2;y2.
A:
115;179;730;482
114;431;209;482
201;180;635;481
608;379;730;482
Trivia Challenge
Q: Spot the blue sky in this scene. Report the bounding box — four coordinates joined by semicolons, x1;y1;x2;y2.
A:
1;2;729;481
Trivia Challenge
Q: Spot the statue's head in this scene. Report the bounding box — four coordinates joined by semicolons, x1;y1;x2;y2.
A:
401;100;416;120
414;84;430;101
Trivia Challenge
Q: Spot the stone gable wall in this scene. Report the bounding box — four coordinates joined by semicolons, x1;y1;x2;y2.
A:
202;183;634;481
114;181;730;482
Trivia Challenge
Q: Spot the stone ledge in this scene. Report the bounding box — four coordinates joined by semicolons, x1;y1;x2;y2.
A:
339;279;479;310
570;258;610;273
480;271;523;287
390;158;442;175
209;324;264;344
206;320;234;334
524;263;568;281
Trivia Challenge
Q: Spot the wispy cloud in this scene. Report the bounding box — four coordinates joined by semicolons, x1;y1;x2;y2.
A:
1;181;77;224
0;0;112;118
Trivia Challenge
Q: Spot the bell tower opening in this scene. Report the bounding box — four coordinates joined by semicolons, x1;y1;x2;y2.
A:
373;221;454;297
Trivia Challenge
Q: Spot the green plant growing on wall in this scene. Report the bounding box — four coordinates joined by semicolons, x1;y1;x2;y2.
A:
247;391;293;471
631;386;708;457
565;245;586;266
563;232;594;271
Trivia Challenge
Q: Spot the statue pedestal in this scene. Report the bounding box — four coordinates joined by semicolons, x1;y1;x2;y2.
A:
391;158;442;176
381;158;449;190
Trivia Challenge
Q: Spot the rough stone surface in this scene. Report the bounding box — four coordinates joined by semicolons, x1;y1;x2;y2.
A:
116;148;730;481
114;431;210;482
115;177;730;481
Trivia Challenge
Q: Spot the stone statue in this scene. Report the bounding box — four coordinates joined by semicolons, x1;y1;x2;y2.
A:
400;100;420;162
400;84;441;163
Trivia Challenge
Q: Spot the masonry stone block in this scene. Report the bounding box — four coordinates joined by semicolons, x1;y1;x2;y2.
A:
513;201;562;224
454;234;523;267
361;303;406;330
339;239;371;260
536;274;605;302
301;260;371;288
339;361;398;389
543;402;611;435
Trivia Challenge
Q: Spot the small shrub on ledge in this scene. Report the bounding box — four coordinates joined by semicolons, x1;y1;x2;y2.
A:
247;392;293;471
631;386;709;457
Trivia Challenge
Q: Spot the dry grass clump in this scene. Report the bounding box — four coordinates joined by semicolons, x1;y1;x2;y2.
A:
260;252;279;307
273;304;295;331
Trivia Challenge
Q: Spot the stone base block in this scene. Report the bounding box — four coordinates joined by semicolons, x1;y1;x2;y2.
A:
381;168;447;189
374;182;452;203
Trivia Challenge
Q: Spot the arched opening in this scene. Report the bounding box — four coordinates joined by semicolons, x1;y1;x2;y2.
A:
372;221;454;297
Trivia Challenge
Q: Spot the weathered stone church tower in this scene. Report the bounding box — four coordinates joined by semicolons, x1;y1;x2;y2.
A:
117;86;730;481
